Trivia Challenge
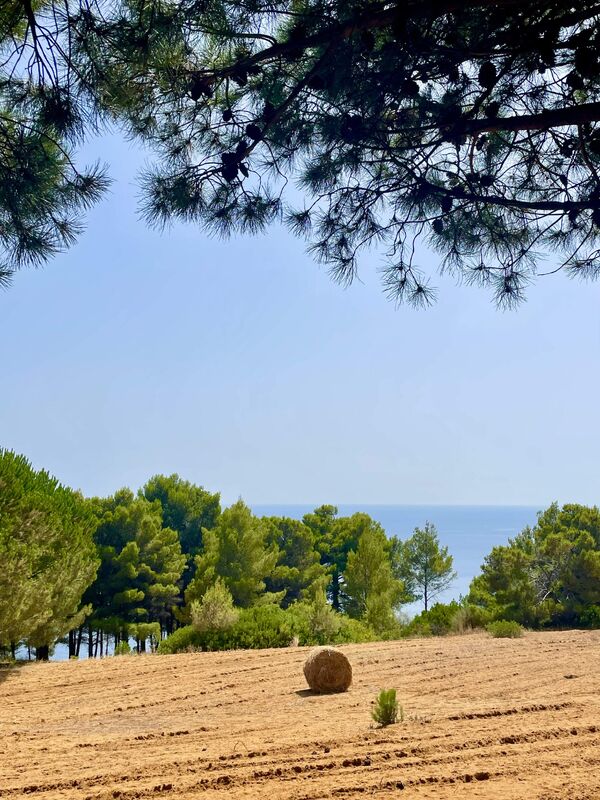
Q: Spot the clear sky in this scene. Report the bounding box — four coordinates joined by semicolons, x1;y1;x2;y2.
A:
1;132;599;506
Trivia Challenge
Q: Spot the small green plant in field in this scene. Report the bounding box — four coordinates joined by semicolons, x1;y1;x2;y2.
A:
486;620;524;638
371;689;402;726
114;641;132;656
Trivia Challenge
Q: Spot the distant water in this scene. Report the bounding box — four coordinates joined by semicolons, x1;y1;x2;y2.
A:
43;505;539;660
252;504;540;611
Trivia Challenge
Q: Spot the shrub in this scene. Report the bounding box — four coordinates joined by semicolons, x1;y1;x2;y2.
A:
305;591;342;644
371;689;402;726
161;606;296;653
157;625;201;654
191;580;239;633
451;604;493;633
159;603;380;654
334;616;377;644
486;620;524;638
580;605;600;629
114;641;131;656
288;598;377;646
401;601;462;637
210;604;294;650
286;594;340;646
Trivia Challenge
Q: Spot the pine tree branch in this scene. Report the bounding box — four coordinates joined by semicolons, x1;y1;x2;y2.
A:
457;102;600;137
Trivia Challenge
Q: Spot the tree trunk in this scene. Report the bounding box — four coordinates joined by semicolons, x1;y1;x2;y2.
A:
68;630;76;658
331;568;340;611
36;645;49;661
10;642;16;660
76;626;83;657
88;624;93;659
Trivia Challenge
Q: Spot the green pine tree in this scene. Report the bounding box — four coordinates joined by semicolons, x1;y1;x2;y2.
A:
186;500;278;609
398;523;457;612
264;516;327;607
0;450;99;660
344;523;405;635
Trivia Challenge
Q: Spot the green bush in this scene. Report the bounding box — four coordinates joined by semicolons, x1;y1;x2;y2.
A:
580;605;600;629
158;601;381;654
451;604;493;633
334;616;377;644
157;625;201;654
287;600;377;646
401;602;462;637
286;595;339;646
207;605;295;650
371;688;402;726
114;641;132;656
159;606;295;653
486;620;524;638
191;580;239;633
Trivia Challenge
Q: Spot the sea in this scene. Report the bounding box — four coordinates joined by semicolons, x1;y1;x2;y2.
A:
44;504;540;660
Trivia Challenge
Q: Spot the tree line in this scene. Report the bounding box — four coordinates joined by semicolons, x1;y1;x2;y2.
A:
1;449;599;659
0;450;457;658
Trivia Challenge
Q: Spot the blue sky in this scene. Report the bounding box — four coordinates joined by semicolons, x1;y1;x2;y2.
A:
1;132;599;506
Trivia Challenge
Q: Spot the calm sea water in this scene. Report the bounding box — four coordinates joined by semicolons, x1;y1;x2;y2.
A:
44;505;539;660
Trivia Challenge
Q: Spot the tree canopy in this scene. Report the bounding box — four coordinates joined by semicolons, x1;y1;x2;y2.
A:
469;503;600;626
185;499;278;608
0;450;98;659
395;522;457;610
4;446;600;660
83;489;186;645
3;0;600;304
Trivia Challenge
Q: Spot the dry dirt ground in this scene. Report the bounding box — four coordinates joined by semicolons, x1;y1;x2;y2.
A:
1;630;599;800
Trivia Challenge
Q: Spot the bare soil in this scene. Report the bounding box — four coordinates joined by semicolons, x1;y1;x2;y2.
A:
1;630;599;799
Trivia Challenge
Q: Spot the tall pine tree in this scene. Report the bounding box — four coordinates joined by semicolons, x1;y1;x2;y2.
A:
0;450;98;660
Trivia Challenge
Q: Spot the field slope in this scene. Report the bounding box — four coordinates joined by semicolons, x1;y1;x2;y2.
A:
1;630;599;799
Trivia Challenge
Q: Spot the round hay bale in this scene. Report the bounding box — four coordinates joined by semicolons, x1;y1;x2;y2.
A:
303;646;352;693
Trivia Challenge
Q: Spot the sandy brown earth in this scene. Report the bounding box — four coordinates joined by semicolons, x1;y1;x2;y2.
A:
1;630;599;800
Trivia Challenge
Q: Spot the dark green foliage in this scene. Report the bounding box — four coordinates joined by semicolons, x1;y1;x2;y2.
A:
486;620;524;638
580;605;600;629
0;450;98;657
263;517;327;606
303;507;372;611
141;474;220;562
6;448;600;660
185;500;278;610
468;503;600;628
371;689;401;726
83;490;185;640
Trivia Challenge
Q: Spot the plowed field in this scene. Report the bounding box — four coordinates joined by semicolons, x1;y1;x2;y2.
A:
1;630;599;799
